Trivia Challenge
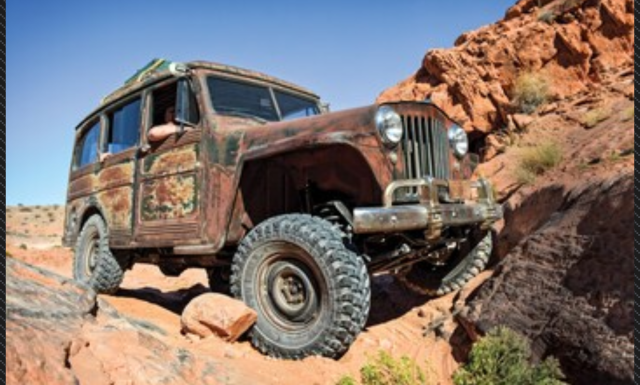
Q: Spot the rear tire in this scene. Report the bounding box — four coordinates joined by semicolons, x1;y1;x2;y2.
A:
73;215;124;294
396;231;492;297
231;214;370;359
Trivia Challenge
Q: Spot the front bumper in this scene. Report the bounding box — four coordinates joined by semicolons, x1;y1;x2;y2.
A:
352;178;502;240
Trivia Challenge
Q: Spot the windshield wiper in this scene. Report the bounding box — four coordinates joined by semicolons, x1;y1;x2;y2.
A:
218;110;271;124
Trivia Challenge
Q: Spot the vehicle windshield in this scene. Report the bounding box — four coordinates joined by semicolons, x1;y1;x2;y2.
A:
207;76;319;122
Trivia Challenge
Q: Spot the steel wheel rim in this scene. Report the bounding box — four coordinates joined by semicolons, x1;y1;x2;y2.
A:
83;228;100;277
255;243;324;332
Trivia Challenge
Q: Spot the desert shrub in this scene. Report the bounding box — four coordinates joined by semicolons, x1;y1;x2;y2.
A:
336;376;358;385
559;0;584;12
621;106;634;121
453;327;566;385
583;107;611;128
513;72;550;114
537;10;556;24
6;250;13;257
19;244;28;250
514;142;562;185
19;207;33;213
337;351;432;385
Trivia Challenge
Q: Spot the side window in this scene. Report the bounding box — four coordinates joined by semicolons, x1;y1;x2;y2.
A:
74;120;100;169
107;98;141;154
151;82;178;127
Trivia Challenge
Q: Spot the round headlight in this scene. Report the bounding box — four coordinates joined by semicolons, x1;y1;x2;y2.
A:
375;106;403;145
448;125;469;158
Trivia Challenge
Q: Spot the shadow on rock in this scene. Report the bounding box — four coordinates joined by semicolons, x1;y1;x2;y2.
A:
366;274;431;327
116;284;211;315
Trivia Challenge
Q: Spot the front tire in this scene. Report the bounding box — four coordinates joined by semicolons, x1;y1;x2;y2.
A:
396;231;492;296
231;214;370;359
73;215;124;294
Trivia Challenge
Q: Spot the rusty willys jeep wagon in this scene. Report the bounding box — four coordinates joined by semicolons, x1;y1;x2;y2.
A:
64;59;502;359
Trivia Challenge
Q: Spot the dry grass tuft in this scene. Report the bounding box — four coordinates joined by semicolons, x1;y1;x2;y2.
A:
583;106;611;128
514;142;563;185
513;72;551;114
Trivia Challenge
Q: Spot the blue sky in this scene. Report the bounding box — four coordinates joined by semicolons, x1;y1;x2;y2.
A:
7;0;515;205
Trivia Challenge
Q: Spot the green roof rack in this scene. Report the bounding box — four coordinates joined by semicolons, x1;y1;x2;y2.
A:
124;58;172;85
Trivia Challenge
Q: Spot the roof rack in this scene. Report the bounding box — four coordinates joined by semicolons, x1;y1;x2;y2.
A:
124;58;172;85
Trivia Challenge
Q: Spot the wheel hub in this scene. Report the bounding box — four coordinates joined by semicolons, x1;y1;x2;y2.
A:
267;261;317;322
84;235;99;276
257;252;322;330
277;275;306;305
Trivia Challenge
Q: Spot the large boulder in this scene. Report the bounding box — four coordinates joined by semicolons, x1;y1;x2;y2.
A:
463;172;633;385
7;258;93;385
6;258;239;385
378;0;634;134
181;293;257;342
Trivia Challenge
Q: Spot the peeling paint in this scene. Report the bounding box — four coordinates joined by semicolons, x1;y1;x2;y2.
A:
141;174;198;221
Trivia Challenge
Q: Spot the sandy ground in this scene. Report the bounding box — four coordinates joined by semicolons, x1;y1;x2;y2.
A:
6;210;469;385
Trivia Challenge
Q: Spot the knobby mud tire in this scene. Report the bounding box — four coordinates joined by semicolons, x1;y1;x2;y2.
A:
396;232;492;297
231;214;370;359
73;215;124;294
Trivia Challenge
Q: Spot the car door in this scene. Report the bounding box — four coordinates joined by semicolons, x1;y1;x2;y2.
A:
134;78;203;246
96;96;143;247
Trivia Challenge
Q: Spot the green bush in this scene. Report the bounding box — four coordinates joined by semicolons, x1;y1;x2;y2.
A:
453;327;565;385
336;376;358;385
337;351;431;385
514;142;562;185
513;73;550;114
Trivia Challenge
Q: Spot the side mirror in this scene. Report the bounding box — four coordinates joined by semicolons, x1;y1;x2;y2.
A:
175;79;199;130
320;102;331;114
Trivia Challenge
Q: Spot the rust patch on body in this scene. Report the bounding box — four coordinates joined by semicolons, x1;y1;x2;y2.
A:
97;187;133;229
141;174;198;221
143;145;200;176
99;163;134;189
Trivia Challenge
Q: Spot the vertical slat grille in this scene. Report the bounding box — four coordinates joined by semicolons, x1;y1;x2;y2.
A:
398;114;450;199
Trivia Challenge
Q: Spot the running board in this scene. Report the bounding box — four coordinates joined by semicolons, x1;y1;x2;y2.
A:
173;244;219;255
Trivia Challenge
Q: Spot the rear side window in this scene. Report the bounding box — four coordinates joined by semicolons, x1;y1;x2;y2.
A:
75;120;100;169
107;98;141;154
